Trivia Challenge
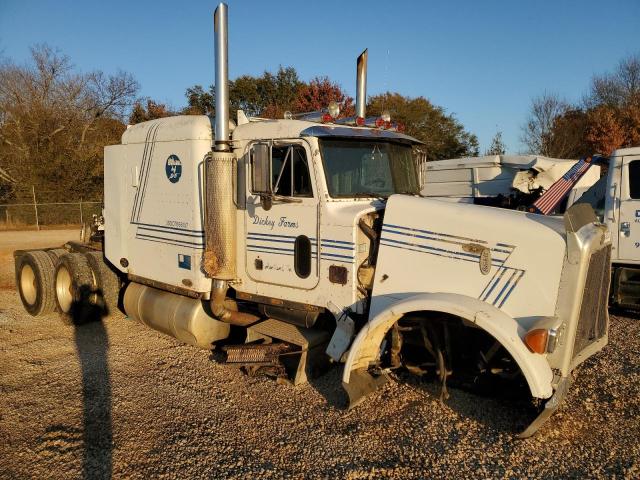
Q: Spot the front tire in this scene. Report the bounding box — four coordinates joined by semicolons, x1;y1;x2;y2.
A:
15;251;57;316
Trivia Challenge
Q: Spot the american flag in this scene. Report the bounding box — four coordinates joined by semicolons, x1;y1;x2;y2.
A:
531;157;592;215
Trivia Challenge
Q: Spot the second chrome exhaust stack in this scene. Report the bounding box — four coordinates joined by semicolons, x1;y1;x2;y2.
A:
356;49;368;120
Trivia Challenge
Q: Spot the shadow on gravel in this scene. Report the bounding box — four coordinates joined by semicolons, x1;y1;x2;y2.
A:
609;306;640;320
307;366;349;409
400;372;538;435
71;285;112;480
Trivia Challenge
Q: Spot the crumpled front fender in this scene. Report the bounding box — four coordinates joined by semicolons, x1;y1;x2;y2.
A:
342;292;554;403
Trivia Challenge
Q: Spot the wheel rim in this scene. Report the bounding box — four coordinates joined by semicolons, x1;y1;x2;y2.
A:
56;265;73;313
20;264;37;305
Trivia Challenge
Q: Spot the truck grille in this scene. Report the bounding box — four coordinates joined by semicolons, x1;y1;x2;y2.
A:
573;244;611;358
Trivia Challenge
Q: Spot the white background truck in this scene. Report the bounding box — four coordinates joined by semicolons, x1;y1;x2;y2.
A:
423;150;640;309
13;3;612;437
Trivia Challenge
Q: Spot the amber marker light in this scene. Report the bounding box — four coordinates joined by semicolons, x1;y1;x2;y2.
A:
524;328;549;354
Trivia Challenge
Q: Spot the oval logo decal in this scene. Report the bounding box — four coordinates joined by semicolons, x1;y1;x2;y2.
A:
165;154;182;183
479;248;492;275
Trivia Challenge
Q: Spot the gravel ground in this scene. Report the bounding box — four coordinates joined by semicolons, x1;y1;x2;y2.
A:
0;230;639;479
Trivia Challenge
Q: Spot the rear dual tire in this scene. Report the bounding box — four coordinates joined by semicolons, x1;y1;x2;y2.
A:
85;251;121;314
16;251;57;316
54;253;96;324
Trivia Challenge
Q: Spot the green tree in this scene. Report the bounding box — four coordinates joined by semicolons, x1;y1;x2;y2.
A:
184;66;303;119
367;93;479;160
485;131;506;155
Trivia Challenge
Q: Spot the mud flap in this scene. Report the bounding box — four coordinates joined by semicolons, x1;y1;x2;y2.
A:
342;368;389;409
518;376;572;439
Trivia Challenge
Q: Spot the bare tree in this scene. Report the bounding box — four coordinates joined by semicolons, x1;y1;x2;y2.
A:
520;92;569;155
584;53;640;108
0;44;139;200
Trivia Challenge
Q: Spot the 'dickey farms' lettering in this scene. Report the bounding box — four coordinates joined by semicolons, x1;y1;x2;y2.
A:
252;215;299;230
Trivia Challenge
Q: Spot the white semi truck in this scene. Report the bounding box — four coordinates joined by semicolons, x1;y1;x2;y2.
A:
424;150;640;309
14;4;612;437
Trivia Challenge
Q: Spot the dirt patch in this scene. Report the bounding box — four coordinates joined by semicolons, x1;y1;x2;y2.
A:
0;229;79;288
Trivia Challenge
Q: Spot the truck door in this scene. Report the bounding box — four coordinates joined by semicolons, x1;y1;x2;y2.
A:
617;156;640;262
245;141;320;289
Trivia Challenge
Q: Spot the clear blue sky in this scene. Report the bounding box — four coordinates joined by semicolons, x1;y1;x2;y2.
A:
1;0;638;153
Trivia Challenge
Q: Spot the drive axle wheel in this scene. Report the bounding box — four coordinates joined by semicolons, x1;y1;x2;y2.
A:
54;253;96;324
15;250;56;316
85;250;121;314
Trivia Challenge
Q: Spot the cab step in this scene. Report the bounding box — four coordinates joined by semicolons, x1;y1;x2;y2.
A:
242;319;331;385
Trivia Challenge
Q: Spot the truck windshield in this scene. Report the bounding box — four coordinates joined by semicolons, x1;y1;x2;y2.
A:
318;139;420;198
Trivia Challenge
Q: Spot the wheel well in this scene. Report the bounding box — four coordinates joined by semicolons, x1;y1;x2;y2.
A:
377;310;528;398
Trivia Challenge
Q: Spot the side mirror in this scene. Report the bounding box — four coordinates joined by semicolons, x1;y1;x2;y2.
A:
252;143;271;194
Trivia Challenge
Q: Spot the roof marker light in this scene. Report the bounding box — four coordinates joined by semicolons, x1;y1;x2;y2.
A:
327;101;340;119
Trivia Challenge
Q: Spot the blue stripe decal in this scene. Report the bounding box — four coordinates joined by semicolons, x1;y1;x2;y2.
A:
136;234;204;249
319;251;355;261
138;226;205;239
380;239;482;265
380;223;524;309
247;236;295;245
497;271;525;307
385;223;488;244
381;236;485;261
481;267;507;301
132;221;204;234
321;239;354;246
247;248;294;257
383;227;512;258
247;232;316;241
493;270;519;306
320;243;353;251
247;244;294;253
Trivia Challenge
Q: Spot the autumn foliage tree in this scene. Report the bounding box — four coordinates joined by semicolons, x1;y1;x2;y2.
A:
523;53;640;157
294;77;354;117
129;99;174;124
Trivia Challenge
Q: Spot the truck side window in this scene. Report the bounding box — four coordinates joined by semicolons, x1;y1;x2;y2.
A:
272;146;292;196
629;160;640;199
292;147;312;197
270;145;312;197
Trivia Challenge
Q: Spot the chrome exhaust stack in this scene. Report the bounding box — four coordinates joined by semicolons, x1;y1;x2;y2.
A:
205;4;259;326
355;49;368;121
214;2;230;152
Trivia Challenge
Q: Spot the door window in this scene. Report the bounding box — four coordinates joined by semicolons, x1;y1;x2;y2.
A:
629;160;640;199
252;144;312;197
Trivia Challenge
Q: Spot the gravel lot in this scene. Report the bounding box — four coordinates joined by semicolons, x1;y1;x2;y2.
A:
0;230;639;479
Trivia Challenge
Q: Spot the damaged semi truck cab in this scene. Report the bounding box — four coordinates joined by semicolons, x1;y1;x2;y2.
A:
46;2;610;437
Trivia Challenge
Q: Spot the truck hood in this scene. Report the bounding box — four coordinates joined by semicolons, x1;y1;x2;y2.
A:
371;195;566;323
